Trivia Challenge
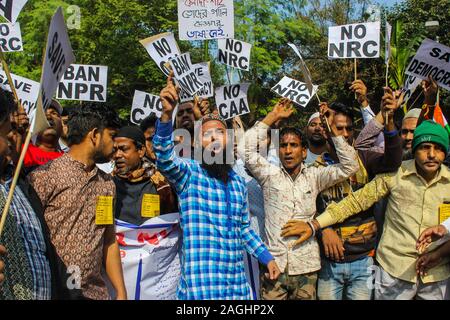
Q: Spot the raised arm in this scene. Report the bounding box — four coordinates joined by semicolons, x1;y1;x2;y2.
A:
359;87;403;176
237;99;293;185
153;74;192;194
314;103;360;192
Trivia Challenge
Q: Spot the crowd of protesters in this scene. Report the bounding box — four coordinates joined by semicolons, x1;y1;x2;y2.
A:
0;71;450;301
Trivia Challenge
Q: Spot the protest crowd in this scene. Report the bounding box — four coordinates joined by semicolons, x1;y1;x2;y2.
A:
1;0;450;301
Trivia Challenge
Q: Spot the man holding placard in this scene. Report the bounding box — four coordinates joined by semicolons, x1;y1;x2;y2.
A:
152;75;280;300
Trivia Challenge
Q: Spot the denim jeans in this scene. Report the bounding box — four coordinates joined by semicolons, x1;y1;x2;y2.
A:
318;256;373;300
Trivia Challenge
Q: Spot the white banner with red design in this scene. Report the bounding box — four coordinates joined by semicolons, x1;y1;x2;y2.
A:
115;213;181;300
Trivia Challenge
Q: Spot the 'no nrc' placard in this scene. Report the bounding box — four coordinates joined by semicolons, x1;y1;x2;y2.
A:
405;39;450;91
271;76;317;108
130;90;162;124
215;83;250;120
0;23;23;52
169;52;204;96
0;70;39;115
328;22;380;59
140;32;181;77
218;38;251;71
57;64;108;102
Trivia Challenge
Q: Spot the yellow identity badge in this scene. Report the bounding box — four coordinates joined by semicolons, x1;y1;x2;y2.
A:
141;194;160;218
95;196;114;225
439;204;450;225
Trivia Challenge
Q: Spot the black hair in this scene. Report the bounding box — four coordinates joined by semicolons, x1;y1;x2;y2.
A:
0;88;17;124
67;102;121;145
61;105;76;117
280;127;308;148
139;114;157;132
329;102;354;122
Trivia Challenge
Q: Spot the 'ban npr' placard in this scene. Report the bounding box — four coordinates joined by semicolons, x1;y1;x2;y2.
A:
179;62;214;102
169;52;204;96
271;76;317;108
0;23;22;52
0;0;28;23
57;64;108;102
130;90;162;124
140;32;181;77
328;22;380;59
218;38;251;71
177;0;234;40
0;70;39;115
215;83;250;120
40;7;75;110
405;39;450;91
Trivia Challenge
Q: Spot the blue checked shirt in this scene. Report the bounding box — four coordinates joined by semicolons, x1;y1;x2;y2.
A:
0;173;51;300
153;120;273;300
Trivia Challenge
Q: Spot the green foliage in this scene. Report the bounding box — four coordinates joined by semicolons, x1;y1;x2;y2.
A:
3;0;449;125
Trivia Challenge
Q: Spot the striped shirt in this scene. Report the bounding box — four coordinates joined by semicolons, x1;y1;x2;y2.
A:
0;178;51;300
153;120;273;300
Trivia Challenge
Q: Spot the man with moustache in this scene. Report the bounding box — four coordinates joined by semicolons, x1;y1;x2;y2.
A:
24;99;64;171
28;103;127;300
238;99;359;300
153;75;280;300
304;112;327;165
112;125;179;300
286;120;450;300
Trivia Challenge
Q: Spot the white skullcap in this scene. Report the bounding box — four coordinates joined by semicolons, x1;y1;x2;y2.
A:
404;108;422;120
307;112;320;125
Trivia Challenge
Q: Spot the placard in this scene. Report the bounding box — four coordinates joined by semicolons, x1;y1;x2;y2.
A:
217;38;251;71
271;76;317;108
328;22;381;59
140;32;181;76
215;83;250;120
56;64;108;102
169;52;204;96
130;90;162;124
0;22;22;52
405;39;450;91
177;0;234;40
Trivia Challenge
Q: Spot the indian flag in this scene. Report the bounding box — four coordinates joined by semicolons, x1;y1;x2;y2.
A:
433;103;450;136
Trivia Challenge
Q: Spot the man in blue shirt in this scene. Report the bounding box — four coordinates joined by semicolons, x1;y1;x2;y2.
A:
153;75;280;300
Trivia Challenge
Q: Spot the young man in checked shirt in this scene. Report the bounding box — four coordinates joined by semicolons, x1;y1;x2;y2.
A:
238;100;359;300
152;75;281;300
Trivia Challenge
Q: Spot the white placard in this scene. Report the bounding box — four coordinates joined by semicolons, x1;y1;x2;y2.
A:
130;90;162;124
328;21;381;59
140;32;181;76
177;0;234;40
0;22;22;52
40;7;75;110
217;38;251;71
56;64;108;102
405;39;450;91
0;0;28;24
169;52;204;96
401;74;421;106
215;83;250;120
0;70;39;115
179;62;214;102
271;76;317;108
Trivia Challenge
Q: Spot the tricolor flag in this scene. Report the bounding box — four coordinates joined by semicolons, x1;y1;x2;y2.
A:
433;103;450;136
